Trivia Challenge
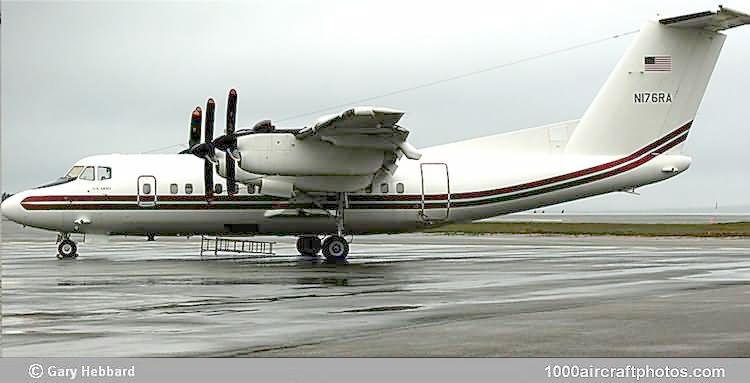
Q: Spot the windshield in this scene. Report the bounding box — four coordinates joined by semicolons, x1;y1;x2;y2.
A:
34;165;85;189
65;166;84;178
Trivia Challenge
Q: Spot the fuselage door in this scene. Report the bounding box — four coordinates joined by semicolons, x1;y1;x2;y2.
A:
137;175;157;207
419;163;450;222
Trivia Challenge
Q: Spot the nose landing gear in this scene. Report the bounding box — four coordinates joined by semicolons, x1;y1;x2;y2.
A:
56;234;78;259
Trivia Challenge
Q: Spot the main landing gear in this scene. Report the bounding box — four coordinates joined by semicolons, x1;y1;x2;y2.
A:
296;235;322;256
321;235;349;260
295;193;350;261
296;235;350;261
56;233;78;259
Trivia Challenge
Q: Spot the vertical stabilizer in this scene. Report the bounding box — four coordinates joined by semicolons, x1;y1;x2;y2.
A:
565;6;749;155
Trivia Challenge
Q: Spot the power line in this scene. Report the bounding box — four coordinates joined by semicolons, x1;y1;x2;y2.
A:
142;29;638;153
275;29;638;123
141;143;186;154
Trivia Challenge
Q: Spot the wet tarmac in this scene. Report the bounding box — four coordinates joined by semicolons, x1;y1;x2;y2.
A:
2;220;750;356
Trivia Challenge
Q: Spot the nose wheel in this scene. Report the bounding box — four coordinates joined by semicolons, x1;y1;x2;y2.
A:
57;238;78;259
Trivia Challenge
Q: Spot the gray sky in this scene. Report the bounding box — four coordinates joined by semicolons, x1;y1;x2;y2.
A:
2;0;749;212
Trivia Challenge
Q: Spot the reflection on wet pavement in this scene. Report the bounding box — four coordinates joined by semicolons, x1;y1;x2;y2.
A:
2;220;750;356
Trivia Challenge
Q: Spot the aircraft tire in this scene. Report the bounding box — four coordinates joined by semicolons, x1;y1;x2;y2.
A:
322;235;349;261
296;235;322;256
57;239;78;259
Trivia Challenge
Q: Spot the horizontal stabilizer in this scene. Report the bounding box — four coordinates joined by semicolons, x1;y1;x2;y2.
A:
660;5;750;31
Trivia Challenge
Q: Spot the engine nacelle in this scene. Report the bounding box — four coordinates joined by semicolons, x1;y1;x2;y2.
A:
215;156;262;184
235;133;384;176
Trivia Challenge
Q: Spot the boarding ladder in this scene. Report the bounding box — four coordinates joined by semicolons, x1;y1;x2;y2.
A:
200;236;276;259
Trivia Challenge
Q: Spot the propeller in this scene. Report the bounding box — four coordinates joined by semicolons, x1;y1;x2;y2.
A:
203;99;216;198
185;89;239;197
188;107;202;149
222;89;238;195
185;100;216;199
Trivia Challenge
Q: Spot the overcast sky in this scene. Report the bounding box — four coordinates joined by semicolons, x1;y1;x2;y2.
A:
2;0;749;212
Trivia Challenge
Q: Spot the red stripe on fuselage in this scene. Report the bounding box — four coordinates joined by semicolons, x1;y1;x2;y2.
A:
452;121;691;200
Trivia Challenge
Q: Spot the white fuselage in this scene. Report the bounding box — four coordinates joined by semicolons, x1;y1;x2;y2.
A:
1;120;692;236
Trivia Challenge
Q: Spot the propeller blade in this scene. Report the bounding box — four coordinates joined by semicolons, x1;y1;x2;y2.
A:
226;89;237;136
204;99;216;199
225;89;238;195
205;99;215;144
188;107;202;149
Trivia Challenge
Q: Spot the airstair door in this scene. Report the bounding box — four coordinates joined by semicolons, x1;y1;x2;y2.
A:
420;163;450;222
137;175;157;207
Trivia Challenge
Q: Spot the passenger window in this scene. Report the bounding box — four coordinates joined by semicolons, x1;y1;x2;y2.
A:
396;183;404;194
185;184;193;194
97;167;112;180
80;166;95;181
247;185;255;194
380;183;388;194
142;183;151;194
214;184;223;194
170;184;178;194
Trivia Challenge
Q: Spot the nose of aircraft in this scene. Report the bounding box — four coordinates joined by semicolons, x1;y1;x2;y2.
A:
1;193;25;224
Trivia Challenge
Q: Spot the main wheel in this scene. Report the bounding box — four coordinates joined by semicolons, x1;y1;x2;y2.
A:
296;235;322;256
322;235;349;261
57;239;78;259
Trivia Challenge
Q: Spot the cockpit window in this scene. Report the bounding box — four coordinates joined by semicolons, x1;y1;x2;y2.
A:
66;166;84;178
98;166;112;180
80;166;95;181
35;165;85;189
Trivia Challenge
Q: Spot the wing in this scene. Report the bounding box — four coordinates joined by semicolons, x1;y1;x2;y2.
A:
295;107;422;160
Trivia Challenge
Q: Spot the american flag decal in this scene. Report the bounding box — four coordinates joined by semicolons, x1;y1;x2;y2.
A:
644;55;672;72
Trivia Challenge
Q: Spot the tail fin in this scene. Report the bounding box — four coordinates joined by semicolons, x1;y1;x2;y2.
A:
565;6;750;155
